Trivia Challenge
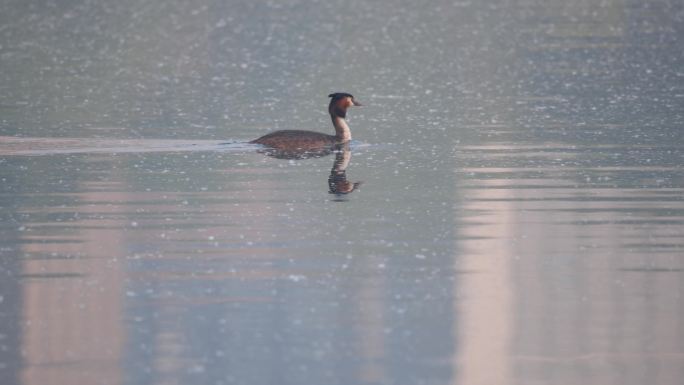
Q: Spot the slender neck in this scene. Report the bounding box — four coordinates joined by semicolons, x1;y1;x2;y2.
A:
331;114;351;141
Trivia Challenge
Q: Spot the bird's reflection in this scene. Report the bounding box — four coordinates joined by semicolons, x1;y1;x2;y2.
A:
257;143;362;197
328;146;362;197
256;145;334;160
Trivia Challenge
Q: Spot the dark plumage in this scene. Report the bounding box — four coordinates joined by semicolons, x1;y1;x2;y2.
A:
250;130;337;150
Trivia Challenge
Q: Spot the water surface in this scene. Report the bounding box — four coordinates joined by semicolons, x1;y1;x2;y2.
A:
1;1;683;385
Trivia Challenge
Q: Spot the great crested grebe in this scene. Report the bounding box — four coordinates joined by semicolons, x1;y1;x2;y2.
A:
250;93;362;150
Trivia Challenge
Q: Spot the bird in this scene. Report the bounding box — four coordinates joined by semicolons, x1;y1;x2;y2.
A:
250;93;362;152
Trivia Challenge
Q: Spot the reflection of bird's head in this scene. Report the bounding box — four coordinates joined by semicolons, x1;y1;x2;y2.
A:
328;92;362;118
329;180;362;195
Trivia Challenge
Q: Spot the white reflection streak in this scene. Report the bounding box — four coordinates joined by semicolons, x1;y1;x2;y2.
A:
454;179;513;385
356;255;387;383
20;181;126;385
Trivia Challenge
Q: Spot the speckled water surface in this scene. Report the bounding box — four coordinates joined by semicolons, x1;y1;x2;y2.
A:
1;1;683;384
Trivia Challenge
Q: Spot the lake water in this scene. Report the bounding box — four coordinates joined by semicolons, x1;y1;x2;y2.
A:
1;1;683;384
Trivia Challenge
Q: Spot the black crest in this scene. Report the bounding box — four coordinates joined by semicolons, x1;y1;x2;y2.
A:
328;92;354;99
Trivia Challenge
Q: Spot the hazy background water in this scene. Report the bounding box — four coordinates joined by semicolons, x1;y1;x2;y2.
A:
1;1;683;384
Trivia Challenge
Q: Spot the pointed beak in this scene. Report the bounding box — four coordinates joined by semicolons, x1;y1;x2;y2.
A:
353;100;363;106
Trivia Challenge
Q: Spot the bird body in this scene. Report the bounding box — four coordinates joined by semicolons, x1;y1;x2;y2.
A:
250;129;337;150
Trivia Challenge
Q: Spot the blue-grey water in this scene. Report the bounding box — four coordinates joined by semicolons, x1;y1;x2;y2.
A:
1;1;683;385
